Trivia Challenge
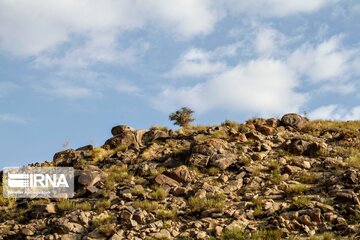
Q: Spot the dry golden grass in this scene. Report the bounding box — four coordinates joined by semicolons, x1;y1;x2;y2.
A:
303;120;360;135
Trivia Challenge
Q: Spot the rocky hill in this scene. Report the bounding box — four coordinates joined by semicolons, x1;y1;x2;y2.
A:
1;113;360;240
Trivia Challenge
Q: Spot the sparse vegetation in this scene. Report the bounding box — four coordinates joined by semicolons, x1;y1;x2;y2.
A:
156;209;177;220
94;199;111;212
222;228;282;240
104;165;132;190
150;187;168;200
93;213;116;236
293;196;311;208
345;147;360;169
57;199;92;211
188;194;225;212
169;107;195;127
286;184;310;195
133;200;160;212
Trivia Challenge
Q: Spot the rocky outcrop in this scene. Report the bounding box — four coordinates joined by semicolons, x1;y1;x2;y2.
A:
1;113;359;239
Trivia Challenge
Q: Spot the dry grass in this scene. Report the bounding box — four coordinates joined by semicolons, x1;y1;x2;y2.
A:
188;193;225;212
286;184;310;195
150;188;168;200
104;165;132;190
303;120;360;135
133;200;161;212
57;199;92;211
156;209;177;220
345;147;360;169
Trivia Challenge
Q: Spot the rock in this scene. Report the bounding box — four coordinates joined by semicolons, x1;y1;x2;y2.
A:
209;153;236;170
192;139;229;156
286;139;309;155
224;178;243;193
151;229;171;239
142;129;169;145
214;226;223;236
135;129;147;147
246;131;265;141
304;142;327;157
154;174;180;187
231;133;248;142
225;219;248;232
110;231;124;240
335;191;360;205
78;171;102;187
188;153;210;167
196;231;207;239
21;228;34;236
284;165;302;174
281;113;307;129
343;169;360;184
195;189;207;198
257;125;274;136
111;125;134;136
104;126;137;150
119;207;134;224
164;165;191;183
173;186;188;196
53;149;82;166
133;209;146;224
30;203;56;218
297;214;312;226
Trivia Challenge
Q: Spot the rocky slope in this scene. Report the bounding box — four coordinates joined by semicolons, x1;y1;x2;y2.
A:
1;114;360;240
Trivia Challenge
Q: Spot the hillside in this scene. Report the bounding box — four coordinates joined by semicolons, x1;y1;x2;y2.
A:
1;113;360;240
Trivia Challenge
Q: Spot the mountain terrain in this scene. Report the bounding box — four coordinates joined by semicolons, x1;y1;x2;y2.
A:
0;113;360;240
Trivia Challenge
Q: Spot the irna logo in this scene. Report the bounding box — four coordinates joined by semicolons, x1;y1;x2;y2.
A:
8;173;69;188
3;167;74;198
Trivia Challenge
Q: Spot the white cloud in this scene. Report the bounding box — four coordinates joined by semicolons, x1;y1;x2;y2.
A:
155;58;307;115
166;42;242;78
165;48;227;78
0;82;19;97
221;0;333;17
288;36;355;82
0;0;335;58
309;104;360;120
0;113;27;124
254;26;287;56
0;0;219;57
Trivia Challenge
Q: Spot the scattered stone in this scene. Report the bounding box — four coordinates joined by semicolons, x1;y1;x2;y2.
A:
281;113;307;129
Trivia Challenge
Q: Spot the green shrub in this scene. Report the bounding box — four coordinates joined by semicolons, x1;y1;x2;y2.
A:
188;194;225;212
150;188;168;200
133;200;160;212
57;199;92;211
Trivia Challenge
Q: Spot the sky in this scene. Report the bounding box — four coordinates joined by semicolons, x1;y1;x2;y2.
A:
0;0;360;168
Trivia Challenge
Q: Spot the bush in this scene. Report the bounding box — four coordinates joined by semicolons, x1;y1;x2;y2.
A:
150;188;168;200
133;200;160;212
188;194;225;212
57;199;92;211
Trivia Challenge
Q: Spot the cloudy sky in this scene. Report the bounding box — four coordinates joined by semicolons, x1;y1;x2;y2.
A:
1;0;359;167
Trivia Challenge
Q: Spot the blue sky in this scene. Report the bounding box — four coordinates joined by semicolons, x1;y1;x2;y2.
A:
0;0;359;168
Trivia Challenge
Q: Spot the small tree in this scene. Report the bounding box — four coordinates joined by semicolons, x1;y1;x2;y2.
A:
169;107;195;127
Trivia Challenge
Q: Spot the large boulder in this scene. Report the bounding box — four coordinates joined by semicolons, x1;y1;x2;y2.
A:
111;125;134;136
164;165;191;183
209;153;237;170
103;126;137;150
154;174;180;187
53;149;82;166
280;113;307;129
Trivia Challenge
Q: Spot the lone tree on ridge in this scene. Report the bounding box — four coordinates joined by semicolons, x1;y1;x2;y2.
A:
169;107;195;127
